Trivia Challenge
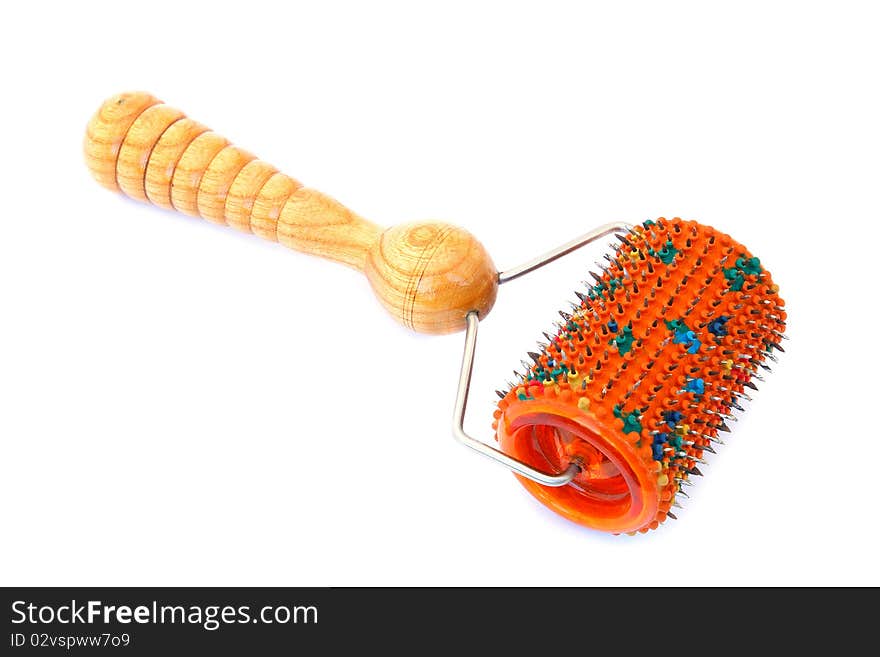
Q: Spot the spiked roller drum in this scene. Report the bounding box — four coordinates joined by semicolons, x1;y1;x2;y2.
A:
494;219;785;533
84;92;786;534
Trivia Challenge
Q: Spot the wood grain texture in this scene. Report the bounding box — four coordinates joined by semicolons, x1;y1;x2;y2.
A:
364;223;498;333
84;92;160;191
170;131;229;216
145;118;208;208
196;145;255;223
250;173;301;242
277;187;380;270
83;91;499;333
116;104;185;200
224;160;278;232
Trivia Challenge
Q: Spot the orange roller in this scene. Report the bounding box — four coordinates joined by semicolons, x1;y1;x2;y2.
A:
493;219;784;533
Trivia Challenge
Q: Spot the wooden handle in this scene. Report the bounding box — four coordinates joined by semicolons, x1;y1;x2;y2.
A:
84;92;498;334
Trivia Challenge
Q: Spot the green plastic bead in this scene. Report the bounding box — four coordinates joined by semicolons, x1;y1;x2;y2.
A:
665;318;688;334
613;325;635;355
613;405;642;436
622;412;642;435
724;267;745;291
650;240;679;265
738;255;762;275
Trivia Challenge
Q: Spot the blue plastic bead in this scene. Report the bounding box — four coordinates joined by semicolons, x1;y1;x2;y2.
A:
683;378;705;395
662;411;683;428
672;330;690;345
707;315;731;336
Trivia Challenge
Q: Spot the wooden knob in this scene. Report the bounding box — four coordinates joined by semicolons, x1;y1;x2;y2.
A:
365;223;498;334
84;92;498;334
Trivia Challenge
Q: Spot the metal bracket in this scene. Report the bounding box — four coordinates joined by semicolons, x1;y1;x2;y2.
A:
452;222;633;486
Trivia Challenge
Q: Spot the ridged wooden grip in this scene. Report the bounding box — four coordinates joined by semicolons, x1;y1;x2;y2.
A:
84;92;498;334
84;92;379;269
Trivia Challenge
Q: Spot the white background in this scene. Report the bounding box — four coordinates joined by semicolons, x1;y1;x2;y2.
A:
2;1;878;586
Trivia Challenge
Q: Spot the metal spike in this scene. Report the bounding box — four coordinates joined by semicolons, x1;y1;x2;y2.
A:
718;422;731;433
675;477;694;487
687;466;704;477
743;380;759;391
614;233;635;249
672;501;684;509
495;390;506;399
666;511;678;520
559;310;572;321
677;488;690;498
527;351;542;363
